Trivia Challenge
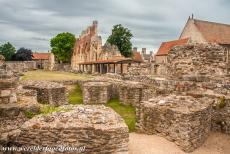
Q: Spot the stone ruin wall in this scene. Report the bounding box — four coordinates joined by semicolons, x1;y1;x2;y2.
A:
22;81;67;106
127;63;153;76
166;43;227;79
0;57;40;146
136;95;212;152
15;105;129;154
83;81;112;104
5;61;36;73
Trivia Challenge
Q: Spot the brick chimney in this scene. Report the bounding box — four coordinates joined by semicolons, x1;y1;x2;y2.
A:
133;47;137;52
142;48;146;55
92;20;98;35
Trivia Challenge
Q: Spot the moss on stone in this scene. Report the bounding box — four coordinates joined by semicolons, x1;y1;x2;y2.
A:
219;96;226;109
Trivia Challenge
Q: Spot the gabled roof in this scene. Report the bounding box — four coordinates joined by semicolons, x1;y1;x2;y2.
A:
32;53;50;60
193;19;230;44
133;51;144;62
156;38;189;56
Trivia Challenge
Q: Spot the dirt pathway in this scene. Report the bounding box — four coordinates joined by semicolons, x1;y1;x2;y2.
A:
129;132;230;154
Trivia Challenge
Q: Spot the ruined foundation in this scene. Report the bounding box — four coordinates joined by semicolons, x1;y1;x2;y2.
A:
0;56;39;146
83;81;112;104
15;105;129;154
23;81;67;106
137;95;212;152
118;81;144;107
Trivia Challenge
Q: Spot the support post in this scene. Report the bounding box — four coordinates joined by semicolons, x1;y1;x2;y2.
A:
107;64;109;73
114;64;116;74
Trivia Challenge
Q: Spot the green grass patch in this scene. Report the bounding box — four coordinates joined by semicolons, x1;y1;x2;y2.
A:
21;70;93;81
68;84;83;105
24;105;71;118
24;110;36;119
106;98;136;132
40;105;72;115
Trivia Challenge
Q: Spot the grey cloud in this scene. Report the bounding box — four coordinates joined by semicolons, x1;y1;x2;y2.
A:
0;0;229;52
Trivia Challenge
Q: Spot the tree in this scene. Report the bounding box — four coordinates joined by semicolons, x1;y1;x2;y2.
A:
0;42;16;60
50;32;76;63
12;48;33;61
107;24;133;57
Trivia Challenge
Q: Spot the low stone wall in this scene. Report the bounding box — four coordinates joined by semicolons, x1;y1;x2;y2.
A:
83;81;112;104
127;64;152;76
201;96;230;134
50;63;71;72
137;95;212;152
0;64;40;146
167;44;226;79
118;81;145;107
23;81;67;106
6;61;36;73
15;105;129;154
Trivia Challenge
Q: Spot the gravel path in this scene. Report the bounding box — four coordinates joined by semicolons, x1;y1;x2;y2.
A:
129;132;230;154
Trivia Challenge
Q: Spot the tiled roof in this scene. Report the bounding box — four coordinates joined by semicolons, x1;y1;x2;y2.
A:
133;51;144;62
32;53;50;60
194;19;230;44
156;38;189;56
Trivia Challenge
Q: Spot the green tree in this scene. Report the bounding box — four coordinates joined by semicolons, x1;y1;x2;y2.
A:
0;42;16;60
50;32;76;63
107;24;133;57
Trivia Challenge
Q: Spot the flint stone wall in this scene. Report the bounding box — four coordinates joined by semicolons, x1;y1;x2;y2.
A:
118;81;145;107
83;82;112;104
23;81;67;106
15;105;129;154
6;61;36;73
127;64;152;76
167;44;226;79
136;95;212;152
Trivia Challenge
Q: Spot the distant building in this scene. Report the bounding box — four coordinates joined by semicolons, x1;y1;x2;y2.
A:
32;53;50;69
133;47;152;63
180;16;230;51
155;38;189;64
71;21;143;74
155;16;230;64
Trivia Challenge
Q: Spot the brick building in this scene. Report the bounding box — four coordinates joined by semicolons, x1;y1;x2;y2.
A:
155;16;230;64
32;53;50;69
71;21;143;74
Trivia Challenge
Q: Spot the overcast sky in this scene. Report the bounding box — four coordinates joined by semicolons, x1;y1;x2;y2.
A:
0;0;229;53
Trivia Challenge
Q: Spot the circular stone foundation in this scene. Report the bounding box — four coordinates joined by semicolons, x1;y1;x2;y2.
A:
83;81;112;104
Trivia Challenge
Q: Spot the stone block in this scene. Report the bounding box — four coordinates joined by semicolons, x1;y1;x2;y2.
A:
15;105;129;153
0;90;11;97
23;81;67;106
137;95;212;152
83;81;112;104
118;81;144;107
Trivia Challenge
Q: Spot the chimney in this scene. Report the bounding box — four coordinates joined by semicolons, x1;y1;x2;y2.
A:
142;48;146;55
133;47;137;52
191;14;194;19
92;20;98;35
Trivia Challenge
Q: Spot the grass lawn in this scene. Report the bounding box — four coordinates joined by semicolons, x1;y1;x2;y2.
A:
106;99;136;132
21;70;93;81
68;84;83;105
